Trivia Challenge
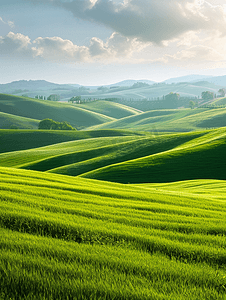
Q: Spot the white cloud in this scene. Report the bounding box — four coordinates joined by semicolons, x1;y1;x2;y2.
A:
89;37;112;58
0;17;14;28
56;0;226;44
0;32;33;57
0;31;142;63
32;36;90;62
167;45;225;62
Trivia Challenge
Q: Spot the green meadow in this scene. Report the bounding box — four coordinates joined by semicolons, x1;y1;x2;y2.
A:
1;167;226;299
88;107;226;132
77;100;141;119
0;94;114;129
0;93;226;299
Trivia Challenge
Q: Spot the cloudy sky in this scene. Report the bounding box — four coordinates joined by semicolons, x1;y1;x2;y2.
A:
1;0;226;85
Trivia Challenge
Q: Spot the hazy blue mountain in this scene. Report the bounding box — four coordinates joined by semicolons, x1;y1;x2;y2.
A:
106;79;156;87
163;75;213;84
0;80;76;93
203;75;226;86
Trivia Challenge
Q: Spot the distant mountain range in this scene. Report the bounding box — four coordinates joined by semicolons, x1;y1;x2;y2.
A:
0;74;226;100
163;75;214;84
106;79;156;87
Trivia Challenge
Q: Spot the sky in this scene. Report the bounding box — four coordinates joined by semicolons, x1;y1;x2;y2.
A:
1;0;226;85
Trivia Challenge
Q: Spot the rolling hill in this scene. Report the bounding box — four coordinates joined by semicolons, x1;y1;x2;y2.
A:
87;81;224;101
76;100;142;119
0;111;40;129
81;128;226;183
1;128;225;184
0;94;114;129
0;129;143;154
1;77;225;101
87;108;226;132
1;83;226;299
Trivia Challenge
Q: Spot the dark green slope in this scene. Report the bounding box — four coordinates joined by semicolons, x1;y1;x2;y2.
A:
0;94;113;129
81;129;226;183
18;132;202;175
0;129;141;154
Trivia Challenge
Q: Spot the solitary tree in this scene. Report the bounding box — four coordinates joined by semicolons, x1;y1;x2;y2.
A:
201;91;214;100
165;92;180;108
218;88;226;97
189;100;196;109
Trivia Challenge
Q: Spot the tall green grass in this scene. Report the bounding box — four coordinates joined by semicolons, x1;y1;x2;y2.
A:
0;167;226;299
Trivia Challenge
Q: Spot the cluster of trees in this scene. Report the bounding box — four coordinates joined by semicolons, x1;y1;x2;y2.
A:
201;91;214;100
38;119;75;130
69;96;81;103
35;95;46;100
201;89;226;101
47;94;60;101
218;88;226;97
164;92;180;107
131;82;150;89
35;94;61;101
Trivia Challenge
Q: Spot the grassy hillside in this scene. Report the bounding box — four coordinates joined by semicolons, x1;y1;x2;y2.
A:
0;129;142;154
76;100;142;119
0;94;114;129
0;130;205;176
88;108;226;132
0;111;40;129
0;167;226;299
0;135;143;169
212;97;226;106
81;128;226;183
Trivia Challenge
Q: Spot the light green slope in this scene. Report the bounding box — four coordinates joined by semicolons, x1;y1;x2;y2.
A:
81;127;226;183
212;97;226;106
77;100;142;118
88;108;226;132
0;167;226;299
0;111;40;129
0;94;114;129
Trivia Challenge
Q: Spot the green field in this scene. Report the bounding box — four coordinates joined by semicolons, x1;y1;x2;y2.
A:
81;128;226;183
0;111;40;129
0;94;114;129
0;92;226;299
0;167;226;299
76;100;142;119
88;107;226;132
